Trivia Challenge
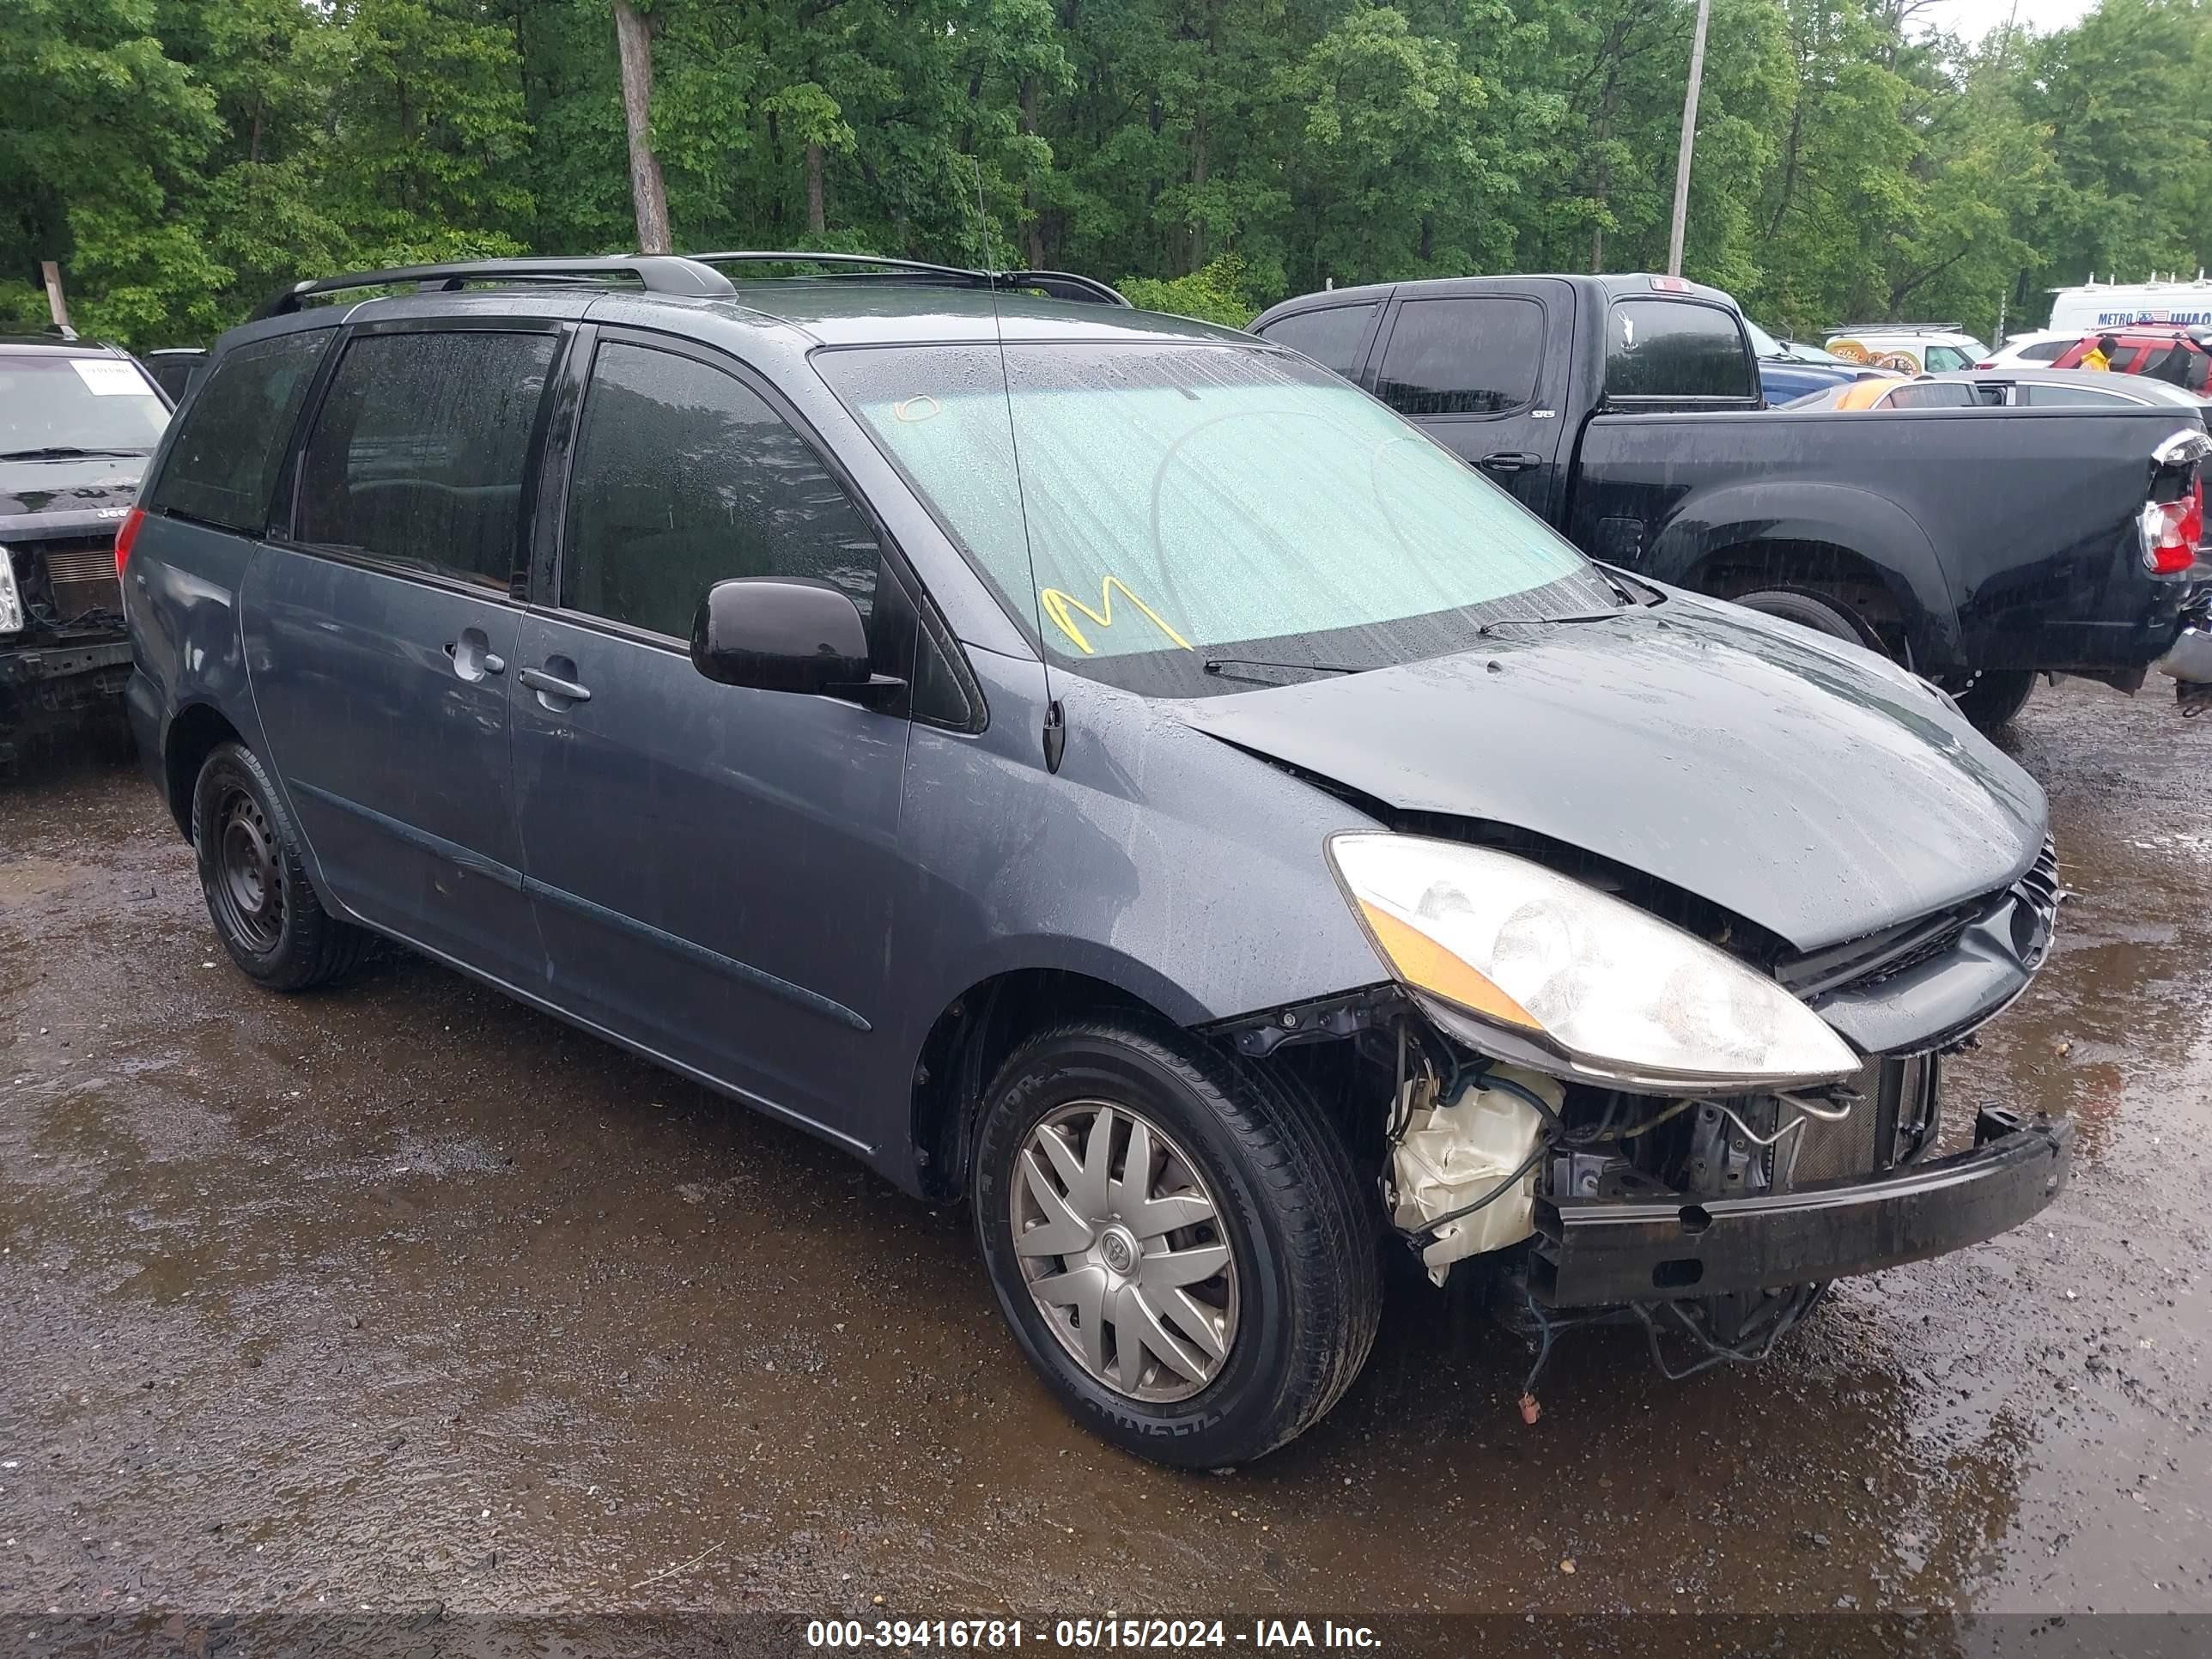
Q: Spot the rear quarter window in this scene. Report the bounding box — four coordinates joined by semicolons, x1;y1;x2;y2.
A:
149;330;332;532
1604;301;1754;399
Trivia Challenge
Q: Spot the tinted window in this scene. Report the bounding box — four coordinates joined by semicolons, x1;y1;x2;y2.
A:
2019;340;2068;363
1604;301;1753;398
148;332;328;531
1254;305;1376;378
1881;381;1977;408
295;330;556;589
2021;381;2132;406
561;342;879;640
1375;298;1542;416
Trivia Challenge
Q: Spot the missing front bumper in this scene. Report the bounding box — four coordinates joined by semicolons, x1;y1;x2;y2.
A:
1532;1107;2071;1307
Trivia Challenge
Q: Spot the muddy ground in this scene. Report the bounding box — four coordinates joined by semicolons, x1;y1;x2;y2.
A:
1;679;2206;1644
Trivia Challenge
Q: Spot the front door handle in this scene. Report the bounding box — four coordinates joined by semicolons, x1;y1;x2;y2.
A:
1479;451;1542;474
520;665;592;705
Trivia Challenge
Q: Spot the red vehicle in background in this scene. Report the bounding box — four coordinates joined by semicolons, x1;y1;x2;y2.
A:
2053;326;2211;392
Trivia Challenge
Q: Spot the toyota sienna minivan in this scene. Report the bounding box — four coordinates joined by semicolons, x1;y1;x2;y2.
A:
120;253;2069;1467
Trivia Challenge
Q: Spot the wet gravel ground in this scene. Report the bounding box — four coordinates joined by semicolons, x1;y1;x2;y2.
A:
0;679;2206;1638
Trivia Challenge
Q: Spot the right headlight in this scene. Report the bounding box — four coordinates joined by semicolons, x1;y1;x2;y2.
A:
0;545;22;636
1328;833;1860;1093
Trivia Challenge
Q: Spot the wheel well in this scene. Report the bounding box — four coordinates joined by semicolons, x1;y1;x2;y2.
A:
909;969;1161;1201
1692;539;1911;659
162;703;241;838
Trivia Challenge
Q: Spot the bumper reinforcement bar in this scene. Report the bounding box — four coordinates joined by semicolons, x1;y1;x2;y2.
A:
1534;1108;2072;1306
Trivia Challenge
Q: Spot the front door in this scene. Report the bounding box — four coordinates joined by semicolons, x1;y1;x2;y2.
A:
246;323;562;987
508;332;911;1146
1370;288;1569;519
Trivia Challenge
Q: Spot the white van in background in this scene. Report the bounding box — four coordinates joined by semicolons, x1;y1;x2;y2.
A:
2046;275;2212;335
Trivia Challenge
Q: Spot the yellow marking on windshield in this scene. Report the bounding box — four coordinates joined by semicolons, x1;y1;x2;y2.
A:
1039;576;1194;655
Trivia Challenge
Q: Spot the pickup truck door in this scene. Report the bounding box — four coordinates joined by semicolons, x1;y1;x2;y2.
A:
1367;283;1573;520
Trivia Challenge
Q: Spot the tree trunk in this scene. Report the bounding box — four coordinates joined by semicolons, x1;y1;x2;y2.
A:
1021;76;1046;268
612;0;672;254
1188;116;1208;271
805;142;827;234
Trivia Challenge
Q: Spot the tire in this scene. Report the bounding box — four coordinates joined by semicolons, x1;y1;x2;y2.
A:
1943;668;2036;732
190;741;372;991
1731;586;1887;654
971;1018;1382;1468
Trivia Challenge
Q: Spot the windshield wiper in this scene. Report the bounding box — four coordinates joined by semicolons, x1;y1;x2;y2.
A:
1476;611;1624;635
1202;655;1368;678
0;446;150;461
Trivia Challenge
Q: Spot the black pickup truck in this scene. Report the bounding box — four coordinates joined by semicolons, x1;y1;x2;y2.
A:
0;333;172;764
1250;274;2212;728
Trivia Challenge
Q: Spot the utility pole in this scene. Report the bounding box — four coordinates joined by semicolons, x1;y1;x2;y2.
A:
40;261;69;330
1667;0;1712;277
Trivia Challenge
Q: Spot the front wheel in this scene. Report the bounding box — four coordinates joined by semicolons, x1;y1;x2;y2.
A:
972;1019;1382;1468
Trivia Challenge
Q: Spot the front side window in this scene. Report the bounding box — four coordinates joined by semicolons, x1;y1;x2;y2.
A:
1374;297;1543;416
819;342;1617;697
1605;301;1755;399
149;331;328;532
1253;305;1377;379
295;329;556;588
560;341;879;640
1922;344;1974;373
0;354;168;461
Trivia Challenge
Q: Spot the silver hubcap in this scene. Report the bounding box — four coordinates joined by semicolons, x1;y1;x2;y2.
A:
1010;1101;1238;1404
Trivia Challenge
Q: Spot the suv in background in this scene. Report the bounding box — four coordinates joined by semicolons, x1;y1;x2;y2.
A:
2051;327;2210;392
1;332;170;763
141;348;208;404
124;254;2071;1468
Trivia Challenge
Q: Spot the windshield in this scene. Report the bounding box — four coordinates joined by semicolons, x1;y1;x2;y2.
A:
818;342;1618;695
0;355;168;456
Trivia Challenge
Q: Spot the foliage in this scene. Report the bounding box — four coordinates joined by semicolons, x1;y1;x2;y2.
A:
3;0;2206;348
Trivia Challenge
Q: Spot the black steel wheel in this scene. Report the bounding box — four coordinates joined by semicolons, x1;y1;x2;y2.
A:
191;741;372;991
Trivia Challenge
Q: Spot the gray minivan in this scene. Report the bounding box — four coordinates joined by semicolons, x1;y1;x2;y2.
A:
121;254;2069;1468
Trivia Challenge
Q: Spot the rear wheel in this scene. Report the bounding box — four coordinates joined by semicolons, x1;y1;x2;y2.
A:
1731;586;1887;654
1942;668;2036;732
191;742;372;991
972;1018;1382;1468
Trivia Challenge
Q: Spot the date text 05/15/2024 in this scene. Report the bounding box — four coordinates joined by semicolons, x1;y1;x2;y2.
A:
805;1620;1383;1650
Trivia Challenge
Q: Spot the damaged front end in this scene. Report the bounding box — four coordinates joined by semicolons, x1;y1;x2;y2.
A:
1216;834;2069;1384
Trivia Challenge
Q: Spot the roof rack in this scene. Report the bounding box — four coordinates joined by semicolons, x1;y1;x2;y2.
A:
253;255;737;319
1826;322;1965;335
683;250;1129;307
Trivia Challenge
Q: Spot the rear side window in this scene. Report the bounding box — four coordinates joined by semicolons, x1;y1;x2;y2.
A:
149;331;331;532
1254;305;1376;379
559;341;880;640
2021;381;2130;407
1375;297;1543;416
1881;381;1976;409
295;330;556;590
1604;301;1754;399
2019;340;2068;364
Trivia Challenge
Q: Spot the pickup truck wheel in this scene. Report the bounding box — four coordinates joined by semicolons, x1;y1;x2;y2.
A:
191;741;372;991
1943;668;2036;732
1732;586;1886;654
971;1018;1382;1468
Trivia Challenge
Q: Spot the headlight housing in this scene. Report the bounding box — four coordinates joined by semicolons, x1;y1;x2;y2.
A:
1328;834;1860;1093
0;545;22;636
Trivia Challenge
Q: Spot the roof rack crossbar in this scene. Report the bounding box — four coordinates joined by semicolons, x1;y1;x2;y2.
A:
254;256;737;319
1826;322;1965;335
683;250;1128;307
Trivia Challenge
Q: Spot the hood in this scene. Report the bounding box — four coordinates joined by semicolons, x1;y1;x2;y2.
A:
1181;592;2047;951
0;454;147;535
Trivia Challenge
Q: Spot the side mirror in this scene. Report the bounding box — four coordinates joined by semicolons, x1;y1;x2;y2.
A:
690;577;901;702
